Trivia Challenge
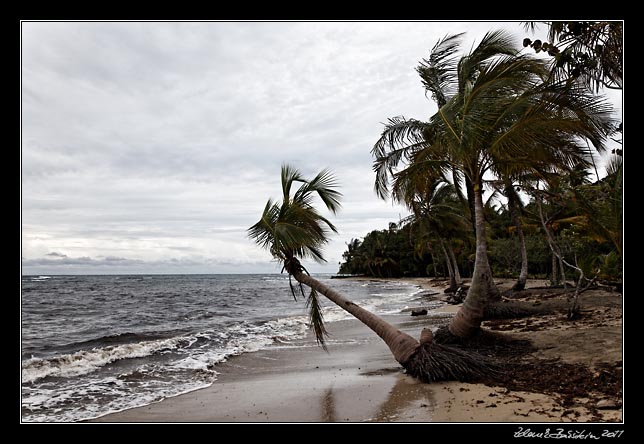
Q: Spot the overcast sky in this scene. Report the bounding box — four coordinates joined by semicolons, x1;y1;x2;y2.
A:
21;21;622;275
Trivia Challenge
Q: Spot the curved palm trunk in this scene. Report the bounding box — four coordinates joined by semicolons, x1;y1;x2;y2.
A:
449;183;499;338
506;188;528;291
447;243;462;285
291;268;496;382
291;270;420;365
513;223;529;291
429;250;439;278
440;239;458;292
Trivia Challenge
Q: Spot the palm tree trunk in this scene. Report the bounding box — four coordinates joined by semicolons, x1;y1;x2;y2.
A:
290;268;497;383
558;256;567;288
291;270;420;365
514;225;529;291
429;249;438;278
536;194;569;288
440;239;457;292
509;208;528;291
504;181;528;291
447;243;462;285
448;182;499;338
464;176;477;236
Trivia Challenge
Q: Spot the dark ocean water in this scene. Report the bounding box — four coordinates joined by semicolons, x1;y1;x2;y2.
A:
21;274;436;422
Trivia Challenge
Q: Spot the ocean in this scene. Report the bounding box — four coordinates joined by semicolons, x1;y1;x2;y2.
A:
21;274;437;422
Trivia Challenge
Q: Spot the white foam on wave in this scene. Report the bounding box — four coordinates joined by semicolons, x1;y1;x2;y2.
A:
22;374;214;423
22;314;313;422
22;336;196;384
170;355;222;371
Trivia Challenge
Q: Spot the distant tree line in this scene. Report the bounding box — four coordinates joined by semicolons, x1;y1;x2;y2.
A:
338;159;621;285
339;24;622;288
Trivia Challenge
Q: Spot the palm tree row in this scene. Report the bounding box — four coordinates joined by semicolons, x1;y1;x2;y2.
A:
248;29;617;383
372;30;614;338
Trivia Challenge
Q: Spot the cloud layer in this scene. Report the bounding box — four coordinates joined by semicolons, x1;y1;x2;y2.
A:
23;21;615;274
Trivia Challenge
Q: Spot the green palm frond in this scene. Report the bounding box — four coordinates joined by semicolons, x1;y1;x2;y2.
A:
248;164;342;265
294;168;342;214
248;199;281;255
417;33;464;106
457;29;519;96
306;288;329;351
281;163;306;203
372;117;429;159
605;155;622;179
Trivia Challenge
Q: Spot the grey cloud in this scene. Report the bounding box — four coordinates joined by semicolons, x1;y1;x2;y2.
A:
23;22;589;274
45;252;67;258
23;255;142;267
22;254;277;275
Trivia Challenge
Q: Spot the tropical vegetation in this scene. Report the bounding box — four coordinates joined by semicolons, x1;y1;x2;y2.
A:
370;29;615;337
250;24;621;383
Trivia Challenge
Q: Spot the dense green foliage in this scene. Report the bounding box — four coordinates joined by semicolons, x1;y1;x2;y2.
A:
345;28;621;291
523;21;622;92
339;158;622;282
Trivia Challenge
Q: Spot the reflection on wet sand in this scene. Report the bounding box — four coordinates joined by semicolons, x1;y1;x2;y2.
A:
317;371;436;422
321;388;337;422
371;374;435;422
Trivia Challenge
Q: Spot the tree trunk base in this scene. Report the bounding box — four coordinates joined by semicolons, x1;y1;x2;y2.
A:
511;281;526;291
402;341;499;383
433;325;535;358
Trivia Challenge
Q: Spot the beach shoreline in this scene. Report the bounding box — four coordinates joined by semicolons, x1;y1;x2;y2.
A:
91;277;622;423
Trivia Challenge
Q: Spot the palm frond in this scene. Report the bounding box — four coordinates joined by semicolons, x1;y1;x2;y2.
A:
458;29;519;97
294;168;342;214
372;117;429;159
247;199;280;254
605;154;622;179
484;187;502;208
281;163;305;203
306;288;329;351
417;33;464;106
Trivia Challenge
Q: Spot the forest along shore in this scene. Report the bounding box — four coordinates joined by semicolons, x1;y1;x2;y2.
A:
93;278;622;422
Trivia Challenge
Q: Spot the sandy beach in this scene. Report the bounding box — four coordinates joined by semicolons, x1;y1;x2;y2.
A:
92;278;622;423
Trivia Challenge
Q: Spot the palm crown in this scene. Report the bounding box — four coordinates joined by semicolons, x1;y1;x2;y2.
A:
373;30;614;199
248;164;342;266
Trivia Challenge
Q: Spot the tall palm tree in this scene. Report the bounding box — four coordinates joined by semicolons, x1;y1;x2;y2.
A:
249;164;494;381
393;170;468;292
488;176;530;291
372;30;613;338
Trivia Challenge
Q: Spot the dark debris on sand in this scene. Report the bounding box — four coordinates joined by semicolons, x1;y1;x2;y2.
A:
481;360;623;421
431;324;622;420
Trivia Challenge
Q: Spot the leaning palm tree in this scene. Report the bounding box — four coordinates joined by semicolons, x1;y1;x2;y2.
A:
249;164;495;382
372;30;614;338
